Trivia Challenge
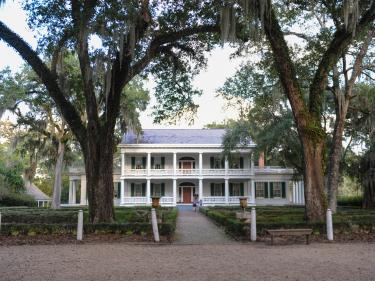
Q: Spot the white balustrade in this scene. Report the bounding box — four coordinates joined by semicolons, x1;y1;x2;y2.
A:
202;196;226;204
124;169;147;176
124;168;254;177
150;169;174;176
228;196;252;204
160;197;174;206
176;169;200;176
122;197;148;204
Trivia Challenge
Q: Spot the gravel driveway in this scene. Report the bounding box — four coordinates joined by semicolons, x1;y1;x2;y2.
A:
1;242;374;281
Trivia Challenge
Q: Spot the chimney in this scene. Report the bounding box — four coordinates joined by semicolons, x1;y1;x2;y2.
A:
258;151;265;168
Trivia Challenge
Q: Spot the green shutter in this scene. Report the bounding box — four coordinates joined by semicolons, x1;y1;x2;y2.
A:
211;183;214;196
222;183;225;196
161;157;165;169
142;183;146;196
131;157;135;169
151;157;154;168
210;157;214;168
193;161;196;169
240;157;244;169
264;182;269;198
240;183;244;196
282;182;286;198
151;183;154;196
270;182;274;198
179;162;181;169
131;183;135;197
229;183;233;196
161;183;165;196
142;157;146;168
221;158;225;168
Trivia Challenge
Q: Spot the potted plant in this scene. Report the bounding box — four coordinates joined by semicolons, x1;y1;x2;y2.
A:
239;197;248;210
151;196;160;208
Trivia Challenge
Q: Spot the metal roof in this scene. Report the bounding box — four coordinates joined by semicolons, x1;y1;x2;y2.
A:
122;129;229;145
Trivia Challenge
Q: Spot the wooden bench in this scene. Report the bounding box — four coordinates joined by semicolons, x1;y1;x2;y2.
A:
266;229;313;245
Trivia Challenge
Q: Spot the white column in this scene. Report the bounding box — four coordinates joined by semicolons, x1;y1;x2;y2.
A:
301;183;305;204
80;176;87;205
120;180;125;204
199;152;203;176
225;179;229;204
225;155;229;176
173;152;177;176
292;183;296;204
326;209;334;241
250;152;254;174
146;179;151;204
251;180;255;204
72;180;76;204
147;152;151;176
296;183;300;204
121;152;125;176
68;180;73;204
199;179;203;200
173;179;177;206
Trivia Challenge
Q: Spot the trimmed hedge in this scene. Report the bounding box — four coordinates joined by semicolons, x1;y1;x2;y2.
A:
0;192;36;207
200;207;375;239
337;196;362;207
0;207;179;238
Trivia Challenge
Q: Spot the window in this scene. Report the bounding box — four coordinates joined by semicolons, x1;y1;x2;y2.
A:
231;183;241;196
136;158;143;169
255;182;266;198
131;157;146;169
152;157;163;169
113;182;121;198
272;182;282;198
152;184;161;197
214;158;223;169
230;156;244;169
213;183;223;196
133;184;143;196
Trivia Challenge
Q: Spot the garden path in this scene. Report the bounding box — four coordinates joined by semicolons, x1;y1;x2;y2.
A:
173;205;235;244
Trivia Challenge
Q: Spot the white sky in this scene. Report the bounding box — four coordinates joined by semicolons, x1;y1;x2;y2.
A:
0;1;243;129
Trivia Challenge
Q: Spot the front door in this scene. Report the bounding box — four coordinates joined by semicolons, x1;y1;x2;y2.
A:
182;187;192;203
182;161;192;170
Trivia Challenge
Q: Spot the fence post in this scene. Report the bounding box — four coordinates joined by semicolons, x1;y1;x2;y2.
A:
326;209;333;241
77;210;83;241
0;212;2;233
151;208;160;242
251;207;256;241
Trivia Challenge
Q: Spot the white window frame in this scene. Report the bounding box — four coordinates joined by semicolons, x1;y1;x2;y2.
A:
272;182;282;198
255;182;265;198
134;183;143;196
232;183;241;196
152;183;162;197
214;183;223;196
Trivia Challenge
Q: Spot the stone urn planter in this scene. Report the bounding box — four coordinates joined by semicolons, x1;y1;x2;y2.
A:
151;196;161;208
239;197;248;210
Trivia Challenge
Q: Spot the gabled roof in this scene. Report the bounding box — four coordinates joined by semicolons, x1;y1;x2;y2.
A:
25;183;51;200
122;129;228;145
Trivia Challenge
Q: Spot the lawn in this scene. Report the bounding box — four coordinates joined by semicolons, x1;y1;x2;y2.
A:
0;207;177;242
200;206;375;241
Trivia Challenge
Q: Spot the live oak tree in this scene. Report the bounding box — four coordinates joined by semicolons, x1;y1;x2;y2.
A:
0;1;220;222
218;0;375;221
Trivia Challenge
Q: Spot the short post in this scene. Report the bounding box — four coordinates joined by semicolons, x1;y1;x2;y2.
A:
326;209;333;241
0;212;2;233
77;210;83;241
151;208;160;242
251;207;256;241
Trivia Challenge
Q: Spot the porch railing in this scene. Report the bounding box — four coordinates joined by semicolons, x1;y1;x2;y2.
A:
122;197;147;204
123;168;253;176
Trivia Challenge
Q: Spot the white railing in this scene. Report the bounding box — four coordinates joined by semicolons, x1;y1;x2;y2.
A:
228;169;252;176
160;197;174;205
202;169;225;175
176;169;200;176
150;169;174;176
122;197;147;204
254;167;294;174
124;169;147;176
228;196;252;203
202;196;226;204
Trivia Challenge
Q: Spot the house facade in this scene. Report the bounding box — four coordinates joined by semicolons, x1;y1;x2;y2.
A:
66;129;305;207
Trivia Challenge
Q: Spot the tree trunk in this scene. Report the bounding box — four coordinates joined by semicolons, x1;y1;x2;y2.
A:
302;137;327;221
84;128;115;223
51;141;65;209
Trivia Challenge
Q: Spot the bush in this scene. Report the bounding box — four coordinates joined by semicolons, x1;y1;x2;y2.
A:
338;196;362;207
0;191;36;207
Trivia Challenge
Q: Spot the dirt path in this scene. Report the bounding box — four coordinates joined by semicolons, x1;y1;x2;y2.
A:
0;242;374;281
174;206;234;244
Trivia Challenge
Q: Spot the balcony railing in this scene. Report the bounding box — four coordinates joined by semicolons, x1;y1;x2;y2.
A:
123;168;253;177
202;196;253;205
121;196;174;206
254;166;294;174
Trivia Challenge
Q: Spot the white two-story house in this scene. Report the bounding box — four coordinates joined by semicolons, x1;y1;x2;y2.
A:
66;129;305;207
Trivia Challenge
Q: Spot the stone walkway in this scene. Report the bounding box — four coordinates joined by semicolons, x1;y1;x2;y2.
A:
174;205;235;244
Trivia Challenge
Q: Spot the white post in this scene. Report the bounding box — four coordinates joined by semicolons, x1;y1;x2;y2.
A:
199;179;203;200
0;212;2;233
77;210;83;241
199;152;203;176
173;152;177;176
146;179;151;205
225;179;229;204
326;209;334;241
121;180;125;205
225;155;229;176
80;176;87;205
68;180;73;204
251;207;256;241
72;180;76;204
301;182;305;204
292;183;296;204
121;152;125;176
250;152;254;174
251;180;255;204
295;183;300;204
173;179;177;206
151;208;160;242
147;152;151;176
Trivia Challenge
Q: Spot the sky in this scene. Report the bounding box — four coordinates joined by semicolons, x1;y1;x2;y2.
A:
0;1;243;129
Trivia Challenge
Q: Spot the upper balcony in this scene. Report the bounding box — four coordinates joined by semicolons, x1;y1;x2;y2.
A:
123;168;253;177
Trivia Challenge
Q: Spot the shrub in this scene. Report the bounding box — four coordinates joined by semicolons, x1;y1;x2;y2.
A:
337;196;362;207
0;191;36;207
